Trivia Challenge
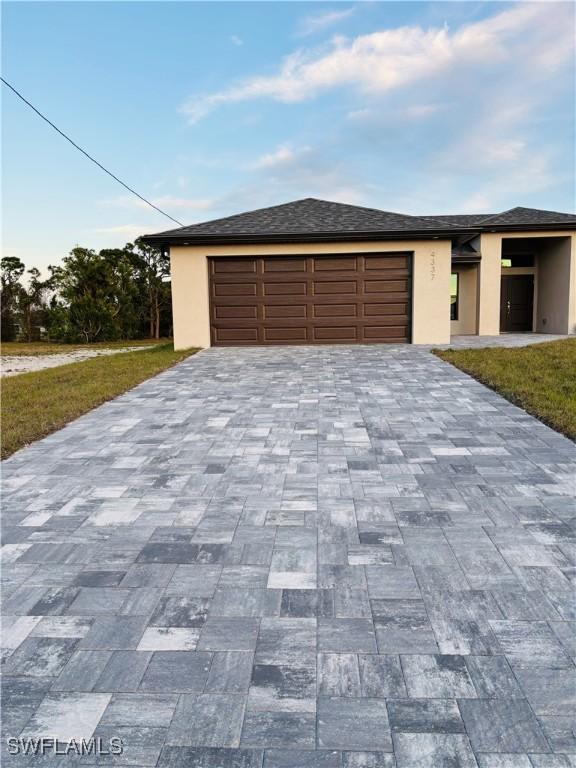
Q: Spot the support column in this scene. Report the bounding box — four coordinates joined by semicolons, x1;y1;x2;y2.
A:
412;241;451;344
569;234;576;334
478;233;502;336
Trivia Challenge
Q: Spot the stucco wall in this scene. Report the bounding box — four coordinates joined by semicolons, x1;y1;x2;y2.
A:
170;240;452;349
477;233;502;335
478;231;576;336
450;264;478;335
536;237;575;334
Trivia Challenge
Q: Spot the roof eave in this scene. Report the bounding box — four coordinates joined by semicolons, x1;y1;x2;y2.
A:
480;223;576;233
140;228;466;247
140;221;575;248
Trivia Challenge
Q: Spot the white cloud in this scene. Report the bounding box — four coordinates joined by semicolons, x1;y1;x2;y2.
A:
298;7;355;37
347;107;374;121
403;103;444;119
347;103;444;122
181;3;573;124
482;139;527;165
241;141;372;207
457;193;494;214
230;35;243;47
102;195;214;211
250;143;312;170
454;149;556;213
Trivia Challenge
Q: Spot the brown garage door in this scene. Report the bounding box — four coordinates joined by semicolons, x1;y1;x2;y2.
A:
209;253;412;345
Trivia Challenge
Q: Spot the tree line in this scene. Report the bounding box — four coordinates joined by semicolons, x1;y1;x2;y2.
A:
1;239;172;343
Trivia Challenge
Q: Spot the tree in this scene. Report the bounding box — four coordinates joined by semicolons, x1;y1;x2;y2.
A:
99;248;143;340
132;238;171;339
18;268;50;342
3;240;173;344
1;256;25;341
49;248;119;342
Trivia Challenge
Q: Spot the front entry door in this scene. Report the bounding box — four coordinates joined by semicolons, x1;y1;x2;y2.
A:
500;275;534;332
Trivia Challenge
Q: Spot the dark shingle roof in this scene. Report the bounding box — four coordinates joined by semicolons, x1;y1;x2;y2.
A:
421;214;496;226
146;198;451;241
478;206;576;227
141;198;576;245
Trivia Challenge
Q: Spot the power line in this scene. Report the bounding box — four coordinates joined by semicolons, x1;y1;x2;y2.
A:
1;77;184;227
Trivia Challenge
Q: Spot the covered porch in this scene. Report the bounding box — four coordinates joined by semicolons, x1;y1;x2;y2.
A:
450;233;575;338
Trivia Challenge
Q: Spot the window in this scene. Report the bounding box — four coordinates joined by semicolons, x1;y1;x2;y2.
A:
450;273;459;321
501;254;535;268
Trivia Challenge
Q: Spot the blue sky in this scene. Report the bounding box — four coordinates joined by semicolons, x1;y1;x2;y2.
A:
3;1;575;271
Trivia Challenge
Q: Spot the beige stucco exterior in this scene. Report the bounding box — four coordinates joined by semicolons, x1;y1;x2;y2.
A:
535;236;575;334
477;233;502;335
478;232;576;336
170;240;452;349
169;231;575;349
450;264;478;335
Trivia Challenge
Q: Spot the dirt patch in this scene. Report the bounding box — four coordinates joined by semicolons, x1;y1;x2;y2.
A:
1;346;155;377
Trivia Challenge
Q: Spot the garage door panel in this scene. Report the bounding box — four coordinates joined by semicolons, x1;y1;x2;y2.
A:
365;291;410;302
364;303;408;316
364;255;409;270
264;282;307;296
314;281;357;295
263;258;306;272
264;327;308;342
364;279;409;293
364;325;408;340
264;305;307;319
212;258;257;274
313;304;357;318
363;315;409;327
214;327;259;343
214;305;258;319
363;268;410;280
214;283;257;297
209;253;411;345
314;326;357;341
313;257;357;271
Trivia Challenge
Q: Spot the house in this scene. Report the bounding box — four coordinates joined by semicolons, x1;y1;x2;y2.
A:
141;198;576;349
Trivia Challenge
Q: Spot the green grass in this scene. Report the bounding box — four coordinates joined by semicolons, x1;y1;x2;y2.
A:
1;343;197;459
1;339;170;356
435;338;576;440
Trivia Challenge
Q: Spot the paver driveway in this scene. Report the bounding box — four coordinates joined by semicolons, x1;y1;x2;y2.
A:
2;345;575;768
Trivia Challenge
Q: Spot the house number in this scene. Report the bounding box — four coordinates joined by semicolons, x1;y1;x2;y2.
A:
430;252;436;280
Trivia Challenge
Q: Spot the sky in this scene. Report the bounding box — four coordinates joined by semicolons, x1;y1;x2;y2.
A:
2;1;575;272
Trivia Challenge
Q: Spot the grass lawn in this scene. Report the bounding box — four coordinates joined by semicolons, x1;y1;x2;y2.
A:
435;338;576;440
2;343;197;459
1;339;170;356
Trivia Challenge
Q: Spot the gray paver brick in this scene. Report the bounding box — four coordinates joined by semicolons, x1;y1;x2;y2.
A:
2;344;575;764
459;698;550;753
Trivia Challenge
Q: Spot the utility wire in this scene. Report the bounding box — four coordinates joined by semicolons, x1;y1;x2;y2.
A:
1;77;184;227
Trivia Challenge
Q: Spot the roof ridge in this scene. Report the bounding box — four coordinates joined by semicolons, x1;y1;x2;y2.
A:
478;206;519;225
151;197;455;238
480;205;576;225
313;199;454;227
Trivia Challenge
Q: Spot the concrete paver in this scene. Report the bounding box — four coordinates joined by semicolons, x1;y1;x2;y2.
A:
2;344;575;766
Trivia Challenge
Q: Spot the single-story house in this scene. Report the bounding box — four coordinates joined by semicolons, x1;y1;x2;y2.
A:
142;198;576;349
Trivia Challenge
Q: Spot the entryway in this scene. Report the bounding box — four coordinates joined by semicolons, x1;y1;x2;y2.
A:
500;274;534;332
